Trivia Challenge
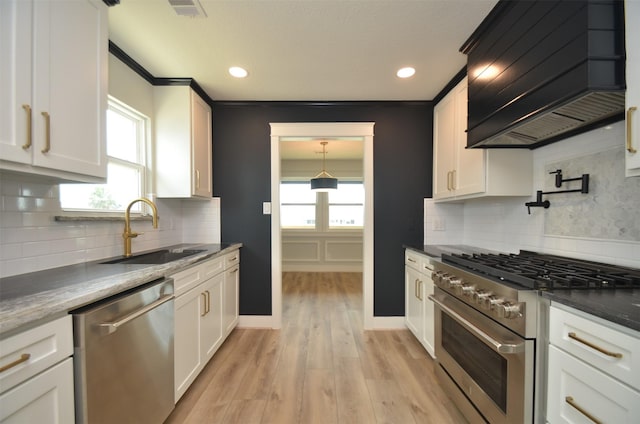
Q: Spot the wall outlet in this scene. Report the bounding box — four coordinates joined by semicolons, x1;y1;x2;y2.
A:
432;217;446;231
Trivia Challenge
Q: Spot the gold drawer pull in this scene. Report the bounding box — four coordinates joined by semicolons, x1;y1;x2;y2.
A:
628;106;637;154
568;332;623;358
41;111;51;154
565;396;602;424
201;292;208;316
22;105;32;150
0;353;31;373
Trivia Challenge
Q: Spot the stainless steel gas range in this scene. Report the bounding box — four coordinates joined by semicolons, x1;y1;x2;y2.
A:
429;250;640;424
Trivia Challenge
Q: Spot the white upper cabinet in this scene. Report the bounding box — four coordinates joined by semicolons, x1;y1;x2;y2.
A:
155;86;213;198
0;0;107;182
433;77;533;201
625;0;640;177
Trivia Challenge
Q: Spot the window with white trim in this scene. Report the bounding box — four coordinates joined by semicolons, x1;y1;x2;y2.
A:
60;97;149;213
280;181;364;230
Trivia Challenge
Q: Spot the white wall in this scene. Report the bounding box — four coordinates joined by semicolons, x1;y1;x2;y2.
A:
425;122;640;268
0;54;221;278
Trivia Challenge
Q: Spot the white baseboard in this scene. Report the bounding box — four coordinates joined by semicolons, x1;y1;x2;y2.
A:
370;316;406;329
237;315;274;328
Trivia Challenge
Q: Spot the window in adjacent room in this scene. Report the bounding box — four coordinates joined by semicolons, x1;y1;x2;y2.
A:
280;182;317;228
60;97;149;213
328;182;364;228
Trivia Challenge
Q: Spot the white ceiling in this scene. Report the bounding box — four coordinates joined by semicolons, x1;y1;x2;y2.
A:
107;0;498;102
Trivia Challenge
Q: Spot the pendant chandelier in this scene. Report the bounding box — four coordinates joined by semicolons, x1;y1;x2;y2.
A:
310;141;338;191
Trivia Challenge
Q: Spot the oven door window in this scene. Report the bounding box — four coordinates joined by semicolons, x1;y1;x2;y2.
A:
442;313;507;412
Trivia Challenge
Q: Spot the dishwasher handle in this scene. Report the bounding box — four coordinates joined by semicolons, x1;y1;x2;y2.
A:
98;294;173;335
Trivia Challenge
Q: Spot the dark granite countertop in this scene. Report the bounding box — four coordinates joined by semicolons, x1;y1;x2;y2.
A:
0;243;242;337
542;289;640;333
404;244;500;258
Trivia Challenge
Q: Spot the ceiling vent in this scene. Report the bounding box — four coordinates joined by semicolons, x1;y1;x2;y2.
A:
168;0;207;18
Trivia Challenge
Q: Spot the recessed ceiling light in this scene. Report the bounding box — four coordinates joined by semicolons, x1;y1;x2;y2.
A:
229;67;248;78
397;67;416;78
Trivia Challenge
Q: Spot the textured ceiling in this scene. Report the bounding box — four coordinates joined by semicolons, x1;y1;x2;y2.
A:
108;0;498;102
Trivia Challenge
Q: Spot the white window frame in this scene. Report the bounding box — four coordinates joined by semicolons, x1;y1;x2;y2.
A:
59;96;151;215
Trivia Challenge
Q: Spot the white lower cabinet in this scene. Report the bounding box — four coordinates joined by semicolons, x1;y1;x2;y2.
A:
404;249;435;358
0;358;74;424
0;315;74;423
547;304;640;423
173;250;240;402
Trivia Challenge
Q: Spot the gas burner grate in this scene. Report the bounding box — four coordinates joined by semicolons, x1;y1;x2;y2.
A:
443;251;640;290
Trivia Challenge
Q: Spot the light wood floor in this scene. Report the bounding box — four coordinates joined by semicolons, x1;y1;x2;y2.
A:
165;272;467;423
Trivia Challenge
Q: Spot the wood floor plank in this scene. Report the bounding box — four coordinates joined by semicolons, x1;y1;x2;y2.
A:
334;357;377;423
300;369;338;424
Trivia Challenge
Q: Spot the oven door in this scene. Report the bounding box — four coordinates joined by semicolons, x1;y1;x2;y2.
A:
430;287;534;424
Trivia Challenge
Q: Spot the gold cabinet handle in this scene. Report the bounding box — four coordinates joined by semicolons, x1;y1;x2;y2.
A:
196;169;201;189
0;353;31;373
451;169;456;190
446;171;452;191
41;111;50;154
565;396;602;424
414;278;419;299
627;106;638;154
231;268;239;274
418;280;423;301
205;290;211;314
568;332;623;358
407;257;417;263
201;292;208;317
22;105;32;150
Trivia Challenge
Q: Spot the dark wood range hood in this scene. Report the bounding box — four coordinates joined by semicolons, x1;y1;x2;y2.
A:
461;0;626;149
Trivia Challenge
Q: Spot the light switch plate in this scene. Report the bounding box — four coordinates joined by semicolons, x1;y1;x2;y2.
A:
263;202;271;215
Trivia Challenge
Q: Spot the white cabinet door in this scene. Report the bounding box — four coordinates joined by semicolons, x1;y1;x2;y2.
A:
191;92;213;197
0;0;32;165
201;274;223;360
223;265;239;337
174;285;204;402
405;265;424;340
420;261;435;358
0;358;74;424
626;0;640;177
156;86;212;198
451;79;486;198
433;86;457;200
0;0;107;181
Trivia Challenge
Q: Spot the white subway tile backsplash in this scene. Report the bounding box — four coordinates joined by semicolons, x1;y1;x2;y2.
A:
0;173;222;278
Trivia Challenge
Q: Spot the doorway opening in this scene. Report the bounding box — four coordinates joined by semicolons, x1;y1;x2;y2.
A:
270;123;375;330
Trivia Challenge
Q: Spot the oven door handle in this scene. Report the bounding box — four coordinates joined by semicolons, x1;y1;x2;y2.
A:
429;295;524;355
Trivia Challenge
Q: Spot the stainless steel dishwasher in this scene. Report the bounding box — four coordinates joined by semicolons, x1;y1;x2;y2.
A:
72;277;174;424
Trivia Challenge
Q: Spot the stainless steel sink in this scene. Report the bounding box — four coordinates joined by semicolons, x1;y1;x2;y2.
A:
100;249;206;265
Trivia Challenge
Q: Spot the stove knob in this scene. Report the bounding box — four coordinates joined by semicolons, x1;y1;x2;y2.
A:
484;295;504;311
456;283;476;297
496;301;522;319
473;290;493;305
432;271;447;284
447;277;462;290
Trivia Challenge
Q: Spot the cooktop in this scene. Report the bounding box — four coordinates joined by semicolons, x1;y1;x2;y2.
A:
442;250;640;290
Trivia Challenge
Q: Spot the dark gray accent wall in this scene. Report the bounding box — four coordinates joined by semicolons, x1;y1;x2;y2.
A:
212;101;433;316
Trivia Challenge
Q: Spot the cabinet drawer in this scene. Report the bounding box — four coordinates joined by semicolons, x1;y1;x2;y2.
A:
550;305;640;388
405;250;422;270
0;316;72;394
224;250;240;269
202;256;225;280
547;345;640;424
172;262;206;297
